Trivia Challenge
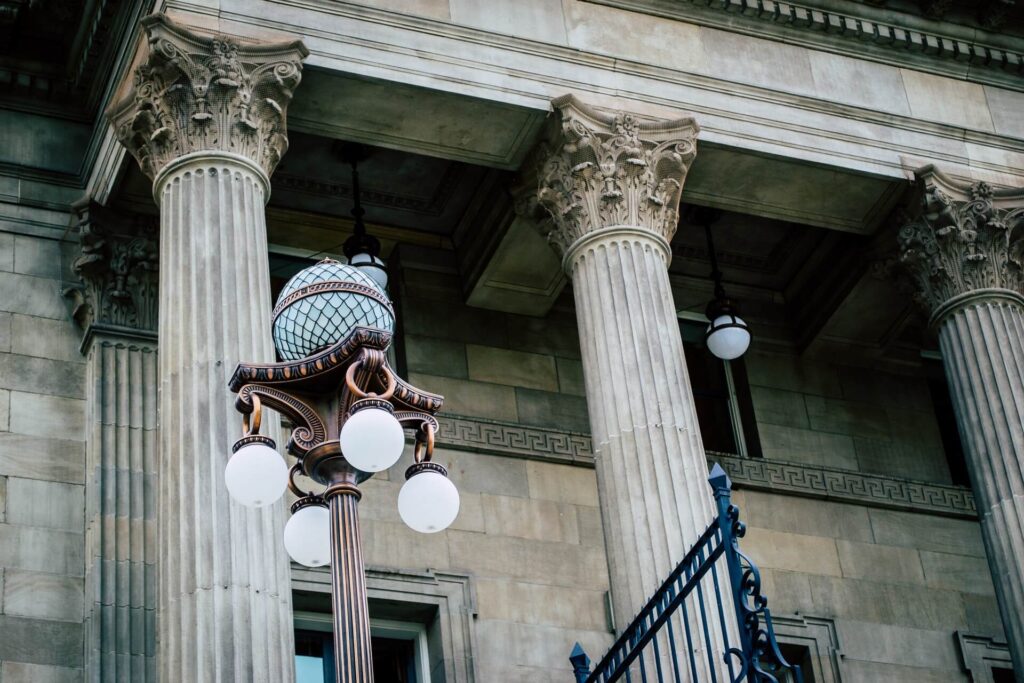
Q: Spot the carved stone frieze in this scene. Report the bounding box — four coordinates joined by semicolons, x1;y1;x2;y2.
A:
107;13;309;181
898;166;1024;319
533;95;699;257
65;200;159;335
435;414;977;519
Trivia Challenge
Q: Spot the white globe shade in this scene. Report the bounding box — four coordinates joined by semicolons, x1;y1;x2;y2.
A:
348;252;389;290
706;315;751;361
224;440;289;508
340;405;405;473
284;503;331;567
398;469;460;534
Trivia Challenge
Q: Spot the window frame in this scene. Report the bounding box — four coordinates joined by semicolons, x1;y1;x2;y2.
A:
678;311;761;458
295;611;432;683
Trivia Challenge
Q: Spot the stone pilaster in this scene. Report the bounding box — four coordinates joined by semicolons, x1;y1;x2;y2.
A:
898;165;1024;677
532;96;728;676
106;13;308;682
66;200;159;682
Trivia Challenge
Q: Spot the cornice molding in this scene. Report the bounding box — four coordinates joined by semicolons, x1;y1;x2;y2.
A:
107;12;309;181
585;0;1024;93
898;164;1024;323
436;414;977;518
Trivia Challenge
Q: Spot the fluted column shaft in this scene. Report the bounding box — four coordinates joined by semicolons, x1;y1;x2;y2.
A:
83;332;159;681
532;95;729;679
155;152;294;682
898;166;1024;678
937;291;1024;677
570;228;719;637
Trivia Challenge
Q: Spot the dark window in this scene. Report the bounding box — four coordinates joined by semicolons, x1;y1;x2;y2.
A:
926;363;971;487
680;320;761;457
994;667;1015;683
296;629;419;683
763;643;815;683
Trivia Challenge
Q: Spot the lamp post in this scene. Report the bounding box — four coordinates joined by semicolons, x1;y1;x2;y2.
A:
224;257;458;682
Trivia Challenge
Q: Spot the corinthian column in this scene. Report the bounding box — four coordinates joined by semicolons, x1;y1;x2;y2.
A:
67;201;159;682
106;14;308;682
531;96;727;672
898;166;1024;677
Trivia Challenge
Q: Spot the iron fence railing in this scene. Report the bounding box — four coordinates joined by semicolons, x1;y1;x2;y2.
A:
570;463;802;683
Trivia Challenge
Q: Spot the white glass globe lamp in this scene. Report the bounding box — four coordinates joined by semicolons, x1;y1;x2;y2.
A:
225;435;289;508
283;498;331;567
347;251;388;290
705;299;751;361
339;398;406;473
398;462;460;534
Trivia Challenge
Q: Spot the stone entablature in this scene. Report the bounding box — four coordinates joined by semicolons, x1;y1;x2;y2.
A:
535;95;699;259
588;0;1024;92
65;200;159;340
898;165;1024;323
106;13;309;181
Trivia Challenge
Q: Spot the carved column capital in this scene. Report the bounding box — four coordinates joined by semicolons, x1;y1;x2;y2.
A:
106;13;309;183
533;95;699;262
898;165;1024;324
65;200;159;342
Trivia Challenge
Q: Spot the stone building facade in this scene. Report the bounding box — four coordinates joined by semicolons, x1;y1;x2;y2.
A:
0;0;1023;681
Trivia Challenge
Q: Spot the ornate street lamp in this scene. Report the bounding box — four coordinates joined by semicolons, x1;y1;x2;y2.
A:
224;257;458;680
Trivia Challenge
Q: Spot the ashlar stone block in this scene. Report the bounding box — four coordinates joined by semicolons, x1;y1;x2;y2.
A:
920;550;995;596
869;509;986;556
0;272;68;320
466;344;558;391
0;615;84;667
0;354;85;401
447;530;608;590
475;577;608;631
404;335;468;379
836;619;961;670
836;540;925;585
480;494;579;544
2;570;83;622
0;434;84;484
1;661;83;683
408;373;518;422
741;527;842;577
9;392;85;439
526;460;599;507
0;524;84;576
740;491;874;543
10;314;82;363
807;575;966;631
5;478;84;532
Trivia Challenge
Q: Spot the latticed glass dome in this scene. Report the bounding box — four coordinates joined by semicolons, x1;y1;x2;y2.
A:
272;258;394;361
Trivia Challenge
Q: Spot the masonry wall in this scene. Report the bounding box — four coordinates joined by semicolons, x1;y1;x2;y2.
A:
0;224;87;682
377;255;1001;682
338;259;612;681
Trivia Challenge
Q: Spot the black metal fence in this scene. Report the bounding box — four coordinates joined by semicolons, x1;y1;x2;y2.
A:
570;464;802;683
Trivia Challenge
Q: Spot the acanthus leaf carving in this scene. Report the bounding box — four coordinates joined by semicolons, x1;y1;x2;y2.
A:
898;165;1024;317
65;200;159;334
533;95;699;257
107;13;309;181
